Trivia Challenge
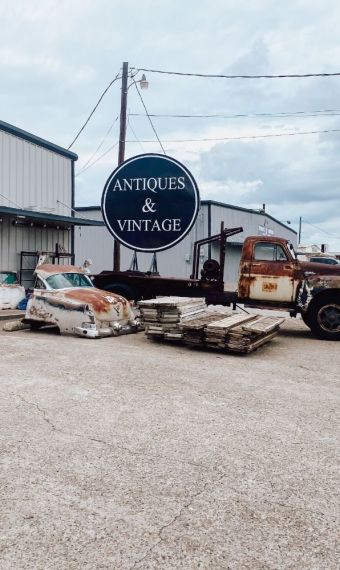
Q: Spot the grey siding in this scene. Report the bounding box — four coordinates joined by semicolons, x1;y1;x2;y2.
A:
75;203;297;284
0;129;72;216
0;218;70;272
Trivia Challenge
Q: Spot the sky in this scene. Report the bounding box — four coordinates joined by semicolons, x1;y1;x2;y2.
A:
1;0;340;250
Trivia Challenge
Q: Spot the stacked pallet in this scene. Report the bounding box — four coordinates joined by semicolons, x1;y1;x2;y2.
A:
140;297;285;354
181;310;233;346
204;314;285;353
225;316;285;353
139;297;207;340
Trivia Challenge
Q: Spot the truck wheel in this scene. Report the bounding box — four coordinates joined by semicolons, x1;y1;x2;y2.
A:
106;284;140;301
301;311;312;328
309;296;340;340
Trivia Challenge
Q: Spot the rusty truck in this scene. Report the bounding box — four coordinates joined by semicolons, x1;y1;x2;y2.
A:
92;226;340;340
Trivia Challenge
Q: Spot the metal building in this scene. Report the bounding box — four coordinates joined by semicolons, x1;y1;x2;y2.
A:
75;201;297;289
0;120;101;286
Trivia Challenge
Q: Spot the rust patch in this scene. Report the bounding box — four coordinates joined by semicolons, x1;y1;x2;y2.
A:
64;288;124;314
262;282;278;292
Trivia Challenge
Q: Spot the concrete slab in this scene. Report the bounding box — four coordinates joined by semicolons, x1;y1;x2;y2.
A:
0;319;339;569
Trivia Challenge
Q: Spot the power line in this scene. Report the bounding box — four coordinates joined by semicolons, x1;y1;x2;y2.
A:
68;73;121;149
135;67;340;80
303;220;340;240
127;115;146;153
132;79;166;154
75;141;119;177
78;115;119;172
126;127;340;143
129;109;340;120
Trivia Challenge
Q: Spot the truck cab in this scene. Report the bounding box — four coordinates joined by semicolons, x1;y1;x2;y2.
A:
238;236;298;307
237;235;340;340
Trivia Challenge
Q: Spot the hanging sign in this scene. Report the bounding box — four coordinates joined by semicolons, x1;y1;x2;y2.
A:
101;153;200;252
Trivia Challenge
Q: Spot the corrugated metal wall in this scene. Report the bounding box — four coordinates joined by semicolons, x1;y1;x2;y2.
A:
75;208;206;278
75;204;297;282
0;130;72;216
0;219;70;272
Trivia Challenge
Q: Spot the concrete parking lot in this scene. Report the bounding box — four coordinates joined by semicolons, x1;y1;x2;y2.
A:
0;318;339;569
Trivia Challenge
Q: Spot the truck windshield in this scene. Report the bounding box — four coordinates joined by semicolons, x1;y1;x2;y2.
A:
45;273;93;289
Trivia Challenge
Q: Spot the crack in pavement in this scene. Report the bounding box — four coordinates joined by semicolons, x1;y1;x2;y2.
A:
129;470;227;569
9;393;212;473
12;393;58;432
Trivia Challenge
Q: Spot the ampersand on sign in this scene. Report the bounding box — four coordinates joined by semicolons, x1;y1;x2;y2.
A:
142;197;156;213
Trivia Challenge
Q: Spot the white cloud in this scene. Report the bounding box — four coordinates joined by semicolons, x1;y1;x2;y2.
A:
1;0;340;250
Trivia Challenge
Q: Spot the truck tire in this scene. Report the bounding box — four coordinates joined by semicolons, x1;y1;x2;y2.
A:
309;295;340;340
105;283;140;301
301;311;312;329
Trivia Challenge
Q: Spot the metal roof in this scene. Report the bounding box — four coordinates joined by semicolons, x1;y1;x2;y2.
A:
0;205;103;228
0;120;78;161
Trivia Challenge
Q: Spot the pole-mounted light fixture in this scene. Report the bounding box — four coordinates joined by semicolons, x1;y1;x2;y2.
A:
139;74;149;90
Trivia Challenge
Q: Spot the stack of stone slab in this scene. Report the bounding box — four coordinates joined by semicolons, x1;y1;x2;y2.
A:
139;297;207;340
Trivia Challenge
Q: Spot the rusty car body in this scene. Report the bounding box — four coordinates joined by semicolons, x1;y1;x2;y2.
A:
0;272;26;310
24;264;139;338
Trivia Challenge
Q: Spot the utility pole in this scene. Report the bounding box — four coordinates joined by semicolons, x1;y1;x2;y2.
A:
113;61;128;270
298;216;302;245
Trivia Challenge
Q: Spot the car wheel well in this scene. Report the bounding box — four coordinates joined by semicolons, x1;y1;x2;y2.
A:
105;283;140;301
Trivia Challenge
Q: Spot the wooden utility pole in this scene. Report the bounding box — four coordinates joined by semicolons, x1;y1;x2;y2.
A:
113;61;128;270
298;216;302;244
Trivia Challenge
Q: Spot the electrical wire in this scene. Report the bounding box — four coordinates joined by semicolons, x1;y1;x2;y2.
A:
135;67;340;79
78;115;119;172
68;73;121;149
127;115;146;153
129;109;340;120
132;78;166;154
75;141;119;177
303;220;340;240
126;127;340;143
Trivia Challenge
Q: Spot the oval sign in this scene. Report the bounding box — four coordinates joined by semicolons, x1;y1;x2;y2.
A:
101;153;200;252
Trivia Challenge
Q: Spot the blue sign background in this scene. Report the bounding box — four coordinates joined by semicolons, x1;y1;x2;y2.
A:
101;154;200;252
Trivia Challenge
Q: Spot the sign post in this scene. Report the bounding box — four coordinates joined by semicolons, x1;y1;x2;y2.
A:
102;153;200;253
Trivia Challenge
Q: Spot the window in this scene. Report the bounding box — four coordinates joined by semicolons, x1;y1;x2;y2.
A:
45;273;93;290
254;243;288;262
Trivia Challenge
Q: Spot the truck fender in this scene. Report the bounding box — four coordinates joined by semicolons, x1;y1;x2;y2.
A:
304;289;340;340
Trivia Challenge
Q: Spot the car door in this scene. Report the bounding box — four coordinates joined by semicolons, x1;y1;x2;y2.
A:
248;242;295;303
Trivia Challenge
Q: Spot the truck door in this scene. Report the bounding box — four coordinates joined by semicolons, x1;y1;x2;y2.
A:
248;242;295;303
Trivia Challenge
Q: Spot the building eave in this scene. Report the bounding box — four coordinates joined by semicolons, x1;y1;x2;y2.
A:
0;206;103;228
0;120;78;161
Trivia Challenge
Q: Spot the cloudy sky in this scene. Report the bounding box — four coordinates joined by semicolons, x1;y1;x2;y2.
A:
2;0;340;250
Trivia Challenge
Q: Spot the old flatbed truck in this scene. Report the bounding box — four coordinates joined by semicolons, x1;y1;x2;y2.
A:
93;226;340;340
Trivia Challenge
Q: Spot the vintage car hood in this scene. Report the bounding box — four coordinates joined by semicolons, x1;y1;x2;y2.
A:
58;287;134;322
299;261;340;276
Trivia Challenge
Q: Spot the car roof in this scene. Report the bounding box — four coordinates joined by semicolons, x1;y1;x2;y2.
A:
35;264;87;277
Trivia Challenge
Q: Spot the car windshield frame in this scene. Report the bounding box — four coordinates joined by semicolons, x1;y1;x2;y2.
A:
45;272;94;290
